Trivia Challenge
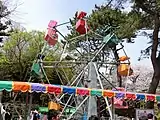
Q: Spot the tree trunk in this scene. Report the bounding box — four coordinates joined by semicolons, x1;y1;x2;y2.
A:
147;15;160;108
147;73;160;108
149;72;160;94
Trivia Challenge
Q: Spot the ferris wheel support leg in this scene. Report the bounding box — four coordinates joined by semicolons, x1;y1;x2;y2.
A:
67;96;89;120
94;63;113;119
27;77;33;120
87;62;98;119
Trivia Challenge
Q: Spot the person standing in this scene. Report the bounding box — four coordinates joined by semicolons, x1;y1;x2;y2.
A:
89;115;98;120
147;113;154;120
0;103;6;120
33;109;40;120
42;112;48;120
5;109;12;120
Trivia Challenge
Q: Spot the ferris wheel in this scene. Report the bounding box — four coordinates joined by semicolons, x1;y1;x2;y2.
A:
30;11;133;120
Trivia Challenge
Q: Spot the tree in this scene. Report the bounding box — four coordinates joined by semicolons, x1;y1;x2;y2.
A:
104;64;153;91
0;29;75;119
1;29;73;84
103;0;160;108
125;65;153;92
0;0;20;37
65;0;160;109
126;0;160;108
66;4;143;88
0;0;21;104
0;30;44;81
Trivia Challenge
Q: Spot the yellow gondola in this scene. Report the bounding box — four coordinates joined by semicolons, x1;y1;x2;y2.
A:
118;64;133;76
48;101;61;110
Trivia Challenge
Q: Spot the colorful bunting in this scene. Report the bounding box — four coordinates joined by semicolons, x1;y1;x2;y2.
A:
103;90;114;98
76;88;90;96
116;92;125;99
13;82;30;92
125;93;136;100
0;81;160;102
91;89;102;96
31;83;46;93
0;81;12;91
63;86;76;94
47;85;61;94
146;95;155;101
136;94;145;100
156;96;160;102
